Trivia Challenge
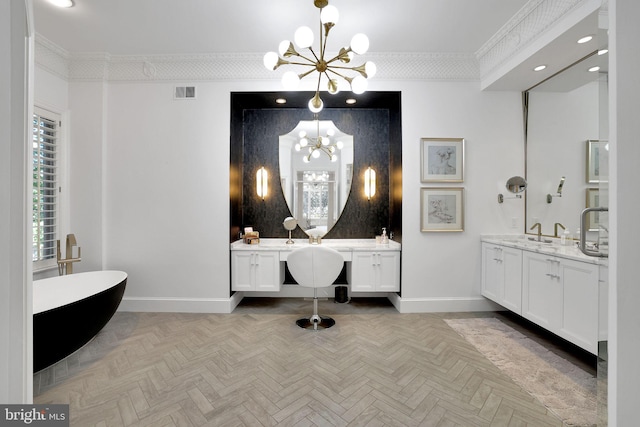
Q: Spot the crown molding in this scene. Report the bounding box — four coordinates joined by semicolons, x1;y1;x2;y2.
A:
476;0;589;80
35;35;480;83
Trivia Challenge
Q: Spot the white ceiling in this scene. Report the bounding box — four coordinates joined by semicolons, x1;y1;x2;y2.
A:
33;0;530;56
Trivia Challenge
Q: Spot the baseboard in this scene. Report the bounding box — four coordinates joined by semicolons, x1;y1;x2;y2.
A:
243;285;383;299
388;295;503;313
118;294;501;314
118;293;244;314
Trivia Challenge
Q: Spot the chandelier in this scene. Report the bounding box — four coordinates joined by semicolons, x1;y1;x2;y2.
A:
296;115;344;163
263;0;376;113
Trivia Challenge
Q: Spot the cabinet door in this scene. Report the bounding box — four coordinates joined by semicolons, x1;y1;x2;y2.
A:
231;252;255;291
351;252;400;292
376;252;400;292
501;246;523;314
598;265;608;341
522;252;562;330
481;244;522;313
254;251;281;292
351;252;376;292
481;243;502;303
559;258;598;352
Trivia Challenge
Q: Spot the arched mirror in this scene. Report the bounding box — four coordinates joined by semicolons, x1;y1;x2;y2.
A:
279;119;354;238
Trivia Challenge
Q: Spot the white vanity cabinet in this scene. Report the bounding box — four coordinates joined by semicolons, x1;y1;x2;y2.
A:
481;237;604;355
230;239;401;295
350;251;400;292
481;243;522;314
522;251;599;353
231;250;281;292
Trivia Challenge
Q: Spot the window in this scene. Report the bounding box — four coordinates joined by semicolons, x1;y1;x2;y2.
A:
32;108;60;269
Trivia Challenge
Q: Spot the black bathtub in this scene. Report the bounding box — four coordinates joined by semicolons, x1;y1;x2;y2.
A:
33;270;127;372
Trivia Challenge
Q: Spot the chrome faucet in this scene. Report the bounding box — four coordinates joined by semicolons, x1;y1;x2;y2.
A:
530;223;542;241
553;222;565;237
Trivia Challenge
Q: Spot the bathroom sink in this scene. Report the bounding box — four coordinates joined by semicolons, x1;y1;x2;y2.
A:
527;237;554;244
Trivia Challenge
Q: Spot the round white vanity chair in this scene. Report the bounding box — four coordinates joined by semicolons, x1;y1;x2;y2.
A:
287;245;344;330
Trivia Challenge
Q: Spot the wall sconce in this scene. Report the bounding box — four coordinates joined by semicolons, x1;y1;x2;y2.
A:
364;167;376;200
256;166;268;200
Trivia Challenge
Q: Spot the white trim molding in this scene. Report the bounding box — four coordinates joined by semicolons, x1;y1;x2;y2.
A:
476;0;594;81
388;294;503;314
119;293;244;314
35;35;481;83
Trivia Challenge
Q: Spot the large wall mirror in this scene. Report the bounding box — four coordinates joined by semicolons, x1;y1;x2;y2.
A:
279;119;354;238
525;20;608;239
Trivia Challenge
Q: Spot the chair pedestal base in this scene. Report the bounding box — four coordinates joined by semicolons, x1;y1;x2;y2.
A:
296;316;335;330
296;288;335;330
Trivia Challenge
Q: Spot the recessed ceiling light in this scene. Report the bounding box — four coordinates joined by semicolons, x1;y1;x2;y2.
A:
345;99;357;105
598;49;609;55
533;65;547;71
48;0;73;7
275;98;287;104
588;66;600;72
577;35;593;44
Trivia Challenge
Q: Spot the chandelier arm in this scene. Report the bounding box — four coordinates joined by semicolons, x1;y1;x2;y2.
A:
315;69;322;93
325;49;353;65
306;47;321;65
328;63;367;72
325;68;352;82
319;11;326;61
298;68;320;79
285;60;318;68
327;65;368;79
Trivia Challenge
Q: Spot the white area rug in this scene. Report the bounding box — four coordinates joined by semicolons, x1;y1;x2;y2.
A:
445;317;596;426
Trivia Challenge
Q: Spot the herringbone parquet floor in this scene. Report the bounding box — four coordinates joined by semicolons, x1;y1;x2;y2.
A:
34;298;593;426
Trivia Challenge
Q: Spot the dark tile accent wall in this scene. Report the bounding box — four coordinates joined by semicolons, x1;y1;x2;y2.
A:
230;92;402;242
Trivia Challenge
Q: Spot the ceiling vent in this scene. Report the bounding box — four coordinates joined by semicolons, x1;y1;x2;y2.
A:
174;86;196;100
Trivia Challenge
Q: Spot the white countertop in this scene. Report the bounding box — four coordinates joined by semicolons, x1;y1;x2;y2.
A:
481;234;608;265
231;238;401;252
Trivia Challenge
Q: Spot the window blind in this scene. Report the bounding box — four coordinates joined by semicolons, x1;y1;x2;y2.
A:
32;109;59;264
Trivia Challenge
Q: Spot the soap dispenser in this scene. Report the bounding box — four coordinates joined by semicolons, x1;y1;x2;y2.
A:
381;227;389;245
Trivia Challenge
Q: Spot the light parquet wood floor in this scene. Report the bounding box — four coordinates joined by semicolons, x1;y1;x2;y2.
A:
34;298;590;426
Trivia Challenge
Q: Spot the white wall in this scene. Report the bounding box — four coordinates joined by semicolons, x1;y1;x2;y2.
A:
68;81;107;273
30;74;520;313
396;81;524;310
33;66;525;313
1;0;33;404
103;81;267;312
609;0;640;424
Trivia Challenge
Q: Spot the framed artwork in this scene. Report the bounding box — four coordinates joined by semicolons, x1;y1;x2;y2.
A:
587;139;608;183
420;187;464;232
420;138;464;182
586;188;600;231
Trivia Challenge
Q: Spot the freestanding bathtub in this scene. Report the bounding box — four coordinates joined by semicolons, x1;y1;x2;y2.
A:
33;270;127;372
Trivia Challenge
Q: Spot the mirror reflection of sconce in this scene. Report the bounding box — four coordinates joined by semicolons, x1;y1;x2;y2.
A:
546;176;565;203
498;176;527;203
256;166;268;200
364;167;376;200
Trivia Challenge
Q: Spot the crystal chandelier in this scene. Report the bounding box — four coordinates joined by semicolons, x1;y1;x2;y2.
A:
296;115;344;163
263;0;376;113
